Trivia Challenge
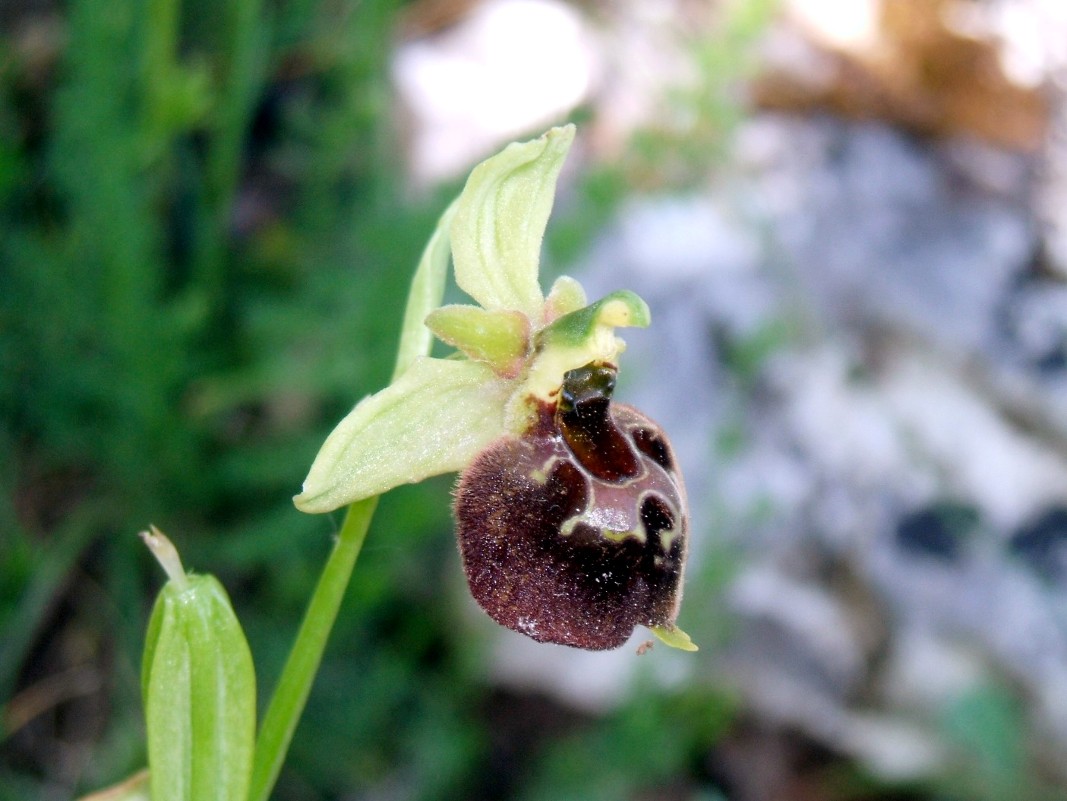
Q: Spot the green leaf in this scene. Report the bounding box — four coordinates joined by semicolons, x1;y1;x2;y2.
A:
141;531;256;801
425;304;529;376
394;200;456;379
140;582;166;703
141;525;186;703
294;357;510;513
450;125;575;319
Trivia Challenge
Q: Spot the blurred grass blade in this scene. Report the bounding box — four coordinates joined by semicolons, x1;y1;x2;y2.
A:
192;0;268;309
0;510;102;703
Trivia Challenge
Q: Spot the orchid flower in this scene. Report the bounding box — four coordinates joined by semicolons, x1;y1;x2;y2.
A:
294;125;695;652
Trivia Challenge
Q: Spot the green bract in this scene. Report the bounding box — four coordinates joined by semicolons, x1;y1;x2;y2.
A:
293;125;650;513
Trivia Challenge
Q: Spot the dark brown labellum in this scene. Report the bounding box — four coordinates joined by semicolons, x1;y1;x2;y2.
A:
454;363;688;650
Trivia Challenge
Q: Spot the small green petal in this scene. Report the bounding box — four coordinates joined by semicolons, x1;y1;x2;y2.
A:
451;125;575;318
538;289;651;349
649;624;699;652
513;290;652;416
425;305;529;377
543;275;588;323
295;358;510;513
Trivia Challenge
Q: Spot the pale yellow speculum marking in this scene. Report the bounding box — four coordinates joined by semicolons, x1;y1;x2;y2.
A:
527;455;560;486
600;527;645;544
658;525;680;552
559;514;646;544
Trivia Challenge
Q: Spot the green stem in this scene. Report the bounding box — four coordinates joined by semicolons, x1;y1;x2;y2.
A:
247;496;378;801
247;169;453;800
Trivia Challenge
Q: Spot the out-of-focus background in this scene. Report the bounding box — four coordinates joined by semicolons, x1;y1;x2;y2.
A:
4;0;1067;798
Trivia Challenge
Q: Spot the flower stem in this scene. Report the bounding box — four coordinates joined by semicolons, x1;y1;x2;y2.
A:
247;496;378;801
248;181;453;799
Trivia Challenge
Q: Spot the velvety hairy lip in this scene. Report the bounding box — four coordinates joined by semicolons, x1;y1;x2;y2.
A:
454;363;688;650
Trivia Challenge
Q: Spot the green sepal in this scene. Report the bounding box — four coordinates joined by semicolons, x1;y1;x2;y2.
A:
142;531;255;801
295;357;510;513
425;305;529;377
649;624;699;652
450;125;575;319
394;200;456;378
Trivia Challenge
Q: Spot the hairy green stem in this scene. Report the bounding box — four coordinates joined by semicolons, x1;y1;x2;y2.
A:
247;496;378;801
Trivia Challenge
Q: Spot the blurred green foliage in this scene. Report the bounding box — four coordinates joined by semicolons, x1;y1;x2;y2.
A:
519;684;736;801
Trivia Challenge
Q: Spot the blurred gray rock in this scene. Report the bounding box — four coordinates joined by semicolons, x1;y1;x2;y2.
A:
560;114;1067;781
740;116;1036;354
